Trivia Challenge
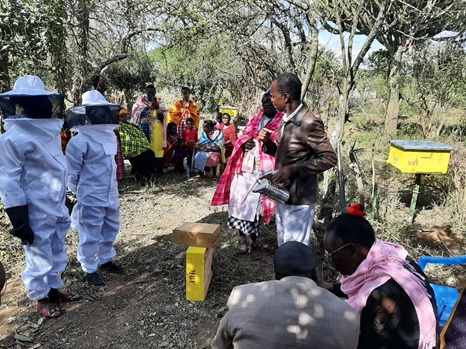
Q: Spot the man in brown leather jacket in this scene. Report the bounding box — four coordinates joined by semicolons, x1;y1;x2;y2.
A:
260;73;337;246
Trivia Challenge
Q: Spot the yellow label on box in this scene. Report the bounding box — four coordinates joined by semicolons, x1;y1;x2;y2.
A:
186;246;213;301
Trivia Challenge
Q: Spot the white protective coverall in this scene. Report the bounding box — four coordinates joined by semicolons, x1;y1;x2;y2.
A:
0;118;70;301
66;124;120;274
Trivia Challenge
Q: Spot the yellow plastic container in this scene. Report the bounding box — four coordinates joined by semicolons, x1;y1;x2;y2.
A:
218;105;238;119
186;246;213;301
387;140;454;174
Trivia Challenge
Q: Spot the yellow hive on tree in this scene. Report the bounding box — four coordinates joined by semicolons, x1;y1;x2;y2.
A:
186;247;213;302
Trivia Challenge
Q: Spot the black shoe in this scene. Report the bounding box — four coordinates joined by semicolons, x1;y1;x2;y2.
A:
86;272;105;286
100;261;124;274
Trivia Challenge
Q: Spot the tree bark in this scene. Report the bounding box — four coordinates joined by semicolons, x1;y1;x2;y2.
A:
70;0;90;105
301;19;319;100
0;52;10;93
384;46;403;135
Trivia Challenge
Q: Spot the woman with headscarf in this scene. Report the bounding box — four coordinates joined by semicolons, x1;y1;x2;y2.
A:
320;203;439;349
211;91;283;252
193;120;224;181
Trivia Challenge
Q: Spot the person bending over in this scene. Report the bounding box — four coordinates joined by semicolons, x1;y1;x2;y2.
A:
212;241;360;349
320;203;439;349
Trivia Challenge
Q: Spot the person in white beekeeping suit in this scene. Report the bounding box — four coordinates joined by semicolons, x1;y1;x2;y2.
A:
0;75;80;319
65;90;124;286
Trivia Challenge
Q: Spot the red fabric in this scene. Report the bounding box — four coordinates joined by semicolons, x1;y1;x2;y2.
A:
115;133;125;180
347;203;365;217
182;128;198;151
219;123;238;146
206;152;222;167
219;123;238;159
211;109;284;224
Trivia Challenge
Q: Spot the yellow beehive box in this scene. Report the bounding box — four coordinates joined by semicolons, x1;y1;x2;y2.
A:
186;247;213;301
218;105;238;118
387;140;454;174
173;222;221;248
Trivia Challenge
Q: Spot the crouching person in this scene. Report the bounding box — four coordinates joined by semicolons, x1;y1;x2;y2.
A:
0;75;80;318
212;241;360;349
66;91;124;286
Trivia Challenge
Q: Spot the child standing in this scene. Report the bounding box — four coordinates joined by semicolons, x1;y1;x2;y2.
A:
66;91;124;286
0;75;79;318
182;117;198;178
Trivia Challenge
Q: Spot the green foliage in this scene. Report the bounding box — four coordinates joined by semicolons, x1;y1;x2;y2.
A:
105;52;155;104
149;39;245;112
0;0;68;91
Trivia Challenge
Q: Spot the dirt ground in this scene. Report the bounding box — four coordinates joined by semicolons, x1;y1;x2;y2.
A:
1;163;465;349
0;168;283;349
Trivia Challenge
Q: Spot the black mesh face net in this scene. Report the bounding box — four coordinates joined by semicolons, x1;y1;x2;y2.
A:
0;95;65;119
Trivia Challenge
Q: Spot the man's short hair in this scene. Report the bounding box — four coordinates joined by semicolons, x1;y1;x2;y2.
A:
275;73;302;101
146;84;156;92
181;86;191;93
274;241;319;280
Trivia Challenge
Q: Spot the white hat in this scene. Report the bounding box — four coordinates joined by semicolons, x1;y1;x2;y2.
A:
81;90;114;106
0;75;57;96
0;75;64;119
66;90;120;128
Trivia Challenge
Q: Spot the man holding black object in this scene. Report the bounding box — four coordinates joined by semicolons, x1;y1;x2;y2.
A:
260;73;337;246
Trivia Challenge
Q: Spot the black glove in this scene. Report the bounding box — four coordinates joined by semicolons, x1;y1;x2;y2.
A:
5;206;34;245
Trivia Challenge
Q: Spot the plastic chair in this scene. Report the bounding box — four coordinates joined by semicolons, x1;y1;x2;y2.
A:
418;255;466;327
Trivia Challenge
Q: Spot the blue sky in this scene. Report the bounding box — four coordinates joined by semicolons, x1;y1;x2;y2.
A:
319;30;384;61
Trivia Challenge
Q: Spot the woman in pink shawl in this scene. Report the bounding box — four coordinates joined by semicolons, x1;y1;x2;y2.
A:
319;204;439;349
211;91;283;253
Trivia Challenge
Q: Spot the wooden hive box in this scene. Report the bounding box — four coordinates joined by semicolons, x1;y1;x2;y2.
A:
172;222;221;248
387;140;455;174
186;247;214;301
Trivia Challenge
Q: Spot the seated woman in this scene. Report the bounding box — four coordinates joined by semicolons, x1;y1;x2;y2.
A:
320;203;439;349
218;113;237;159
163;122;186;171
119;108;162;184
193;120;224;181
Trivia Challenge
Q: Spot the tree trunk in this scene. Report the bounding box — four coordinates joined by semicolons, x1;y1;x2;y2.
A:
70;0;90;105
301;21;319;100
0;52;10;93
384;46;403;135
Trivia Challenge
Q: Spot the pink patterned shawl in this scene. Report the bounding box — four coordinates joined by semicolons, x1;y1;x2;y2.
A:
341;240;437;349
211;109;283;224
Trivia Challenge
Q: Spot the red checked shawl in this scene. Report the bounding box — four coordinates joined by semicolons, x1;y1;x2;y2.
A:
211;109;284;224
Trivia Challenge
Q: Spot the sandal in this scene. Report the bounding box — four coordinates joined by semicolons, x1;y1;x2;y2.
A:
48;289;81;303
194;175;202;181
211;178;218;183
37;299;62;319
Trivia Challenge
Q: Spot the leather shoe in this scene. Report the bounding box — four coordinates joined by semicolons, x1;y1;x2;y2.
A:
100;261;124;274
86;272;105;286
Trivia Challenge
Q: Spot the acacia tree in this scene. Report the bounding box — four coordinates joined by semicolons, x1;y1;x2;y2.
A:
315;0;389;218
325;0;464;135
408;40;466;138
67;0;166;104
